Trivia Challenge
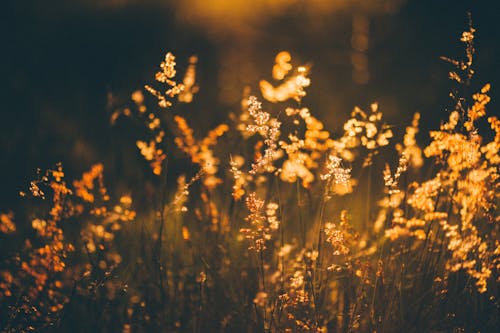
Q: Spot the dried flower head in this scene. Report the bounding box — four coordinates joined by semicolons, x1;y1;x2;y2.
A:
240;192;280;251
245;96;282;175
321;154;351;186
174;115;228;190
332;103;393;166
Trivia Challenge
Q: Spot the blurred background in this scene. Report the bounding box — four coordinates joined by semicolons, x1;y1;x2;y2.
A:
1;0;499;209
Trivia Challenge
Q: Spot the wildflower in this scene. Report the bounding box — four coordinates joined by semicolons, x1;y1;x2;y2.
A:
465;83;490;132
245;96;281;175
320;154;351;186
136;140;166;175
145;52;186;108
241;192;280;251
171;171;204;213
173;115;228;190
73;163;109;203
332;103;392;166
246;96;269;133
279;107;334;188
387;73;498;293
383;153;408;195
324;210;357;259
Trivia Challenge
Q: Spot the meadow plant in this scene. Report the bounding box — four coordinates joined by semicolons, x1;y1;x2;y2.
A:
0;19;498;333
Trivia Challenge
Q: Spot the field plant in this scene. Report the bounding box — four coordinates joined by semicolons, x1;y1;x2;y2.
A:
1;19;498;333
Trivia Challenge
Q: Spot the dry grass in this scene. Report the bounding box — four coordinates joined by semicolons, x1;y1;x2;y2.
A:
1;20;498;333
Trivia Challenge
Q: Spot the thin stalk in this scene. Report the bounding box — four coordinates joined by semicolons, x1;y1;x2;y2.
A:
314;181;330;318
155;159;169;309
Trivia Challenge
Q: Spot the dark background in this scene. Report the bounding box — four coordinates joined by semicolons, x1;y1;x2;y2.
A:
1;0;499;210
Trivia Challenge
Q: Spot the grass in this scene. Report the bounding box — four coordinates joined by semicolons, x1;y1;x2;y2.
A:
0;18;498;333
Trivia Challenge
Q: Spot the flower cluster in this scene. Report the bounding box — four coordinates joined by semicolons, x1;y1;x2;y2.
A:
145;52;185;108
383;153;408;195
113;53;199;176
332;103;393;166
240;192;280;251
0;165;75;327
70;164;136;274
173;115;229;190
324;210;357;259
245;96;282;175
385;81;499;293
0;163;136;331
280;107;335;188
321;154;351;186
